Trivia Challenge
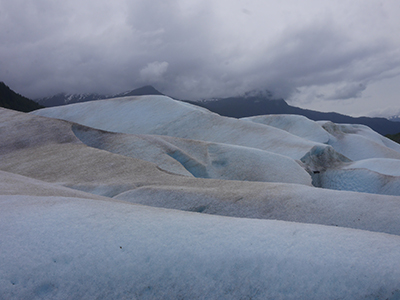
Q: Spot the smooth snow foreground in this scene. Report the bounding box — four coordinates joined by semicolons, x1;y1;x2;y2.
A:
1;96;400;299
2;195;400;300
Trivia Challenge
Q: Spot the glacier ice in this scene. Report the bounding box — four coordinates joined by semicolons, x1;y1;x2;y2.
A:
1;93;400;299
31;95;400;195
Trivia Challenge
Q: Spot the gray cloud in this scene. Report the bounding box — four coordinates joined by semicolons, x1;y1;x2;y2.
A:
327;83;367;100
1;0;400;115
140;61;169;83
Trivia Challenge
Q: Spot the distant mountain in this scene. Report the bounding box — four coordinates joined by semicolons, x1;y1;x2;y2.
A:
0;82;43;112
36;93;108;107
184;93;400;136
113;85;164;98
36;85;164;107
388;115;400;122
34;84;400;135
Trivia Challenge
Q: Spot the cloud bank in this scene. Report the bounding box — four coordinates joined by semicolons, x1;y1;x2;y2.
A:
1;0;400;113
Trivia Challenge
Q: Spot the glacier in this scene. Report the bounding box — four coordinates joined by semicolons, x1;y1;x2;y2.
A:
32;95;400;196
1;94;400;299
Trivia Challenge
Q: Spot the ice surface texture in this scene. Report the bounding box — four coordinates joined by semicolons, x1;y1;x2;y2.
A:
2;195;400;300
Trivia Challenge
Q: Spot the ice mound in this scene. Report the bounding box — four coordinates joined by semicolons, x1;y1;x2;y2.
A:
319;121;400;160
242;114;331;143
344;158;400;176
239;113;400;195
300;145;400;196
31;95;325;160
72;124;311;185
313;168;400;196
115;183;400;235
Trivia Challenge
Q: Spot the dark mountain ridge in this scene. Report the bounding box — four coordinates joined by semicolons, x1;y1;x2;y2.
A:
0;82;43;112
184;95;400;136
36;85;164;107
36;93;108;107
6;81;399;136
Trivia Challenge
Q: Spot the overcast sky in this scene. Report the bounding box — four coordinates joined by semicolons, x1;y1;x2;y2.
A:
1;0;400;117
